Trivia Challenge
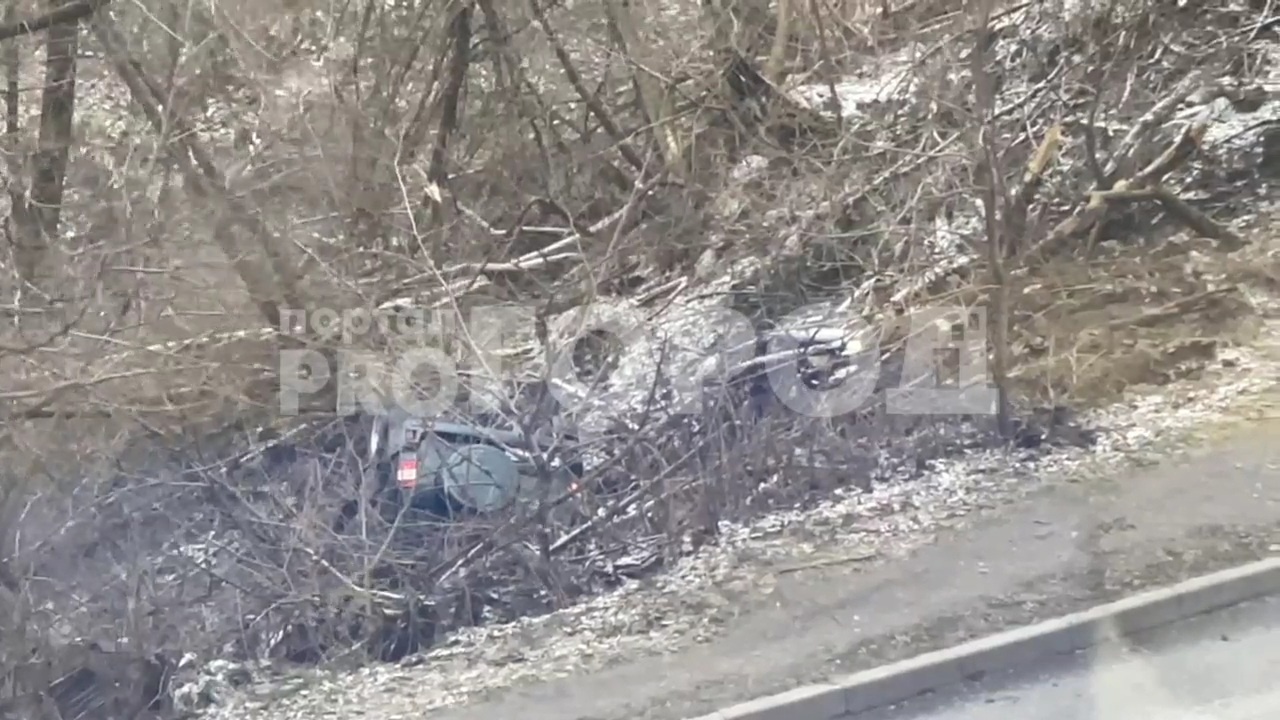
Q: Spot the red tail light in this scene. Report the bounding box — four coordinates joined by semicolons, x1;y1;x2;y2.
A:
397;457;419;489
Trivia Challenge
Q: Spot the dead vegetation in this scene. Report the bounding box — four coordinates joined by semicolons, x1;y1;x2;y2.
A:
0;0;1277;715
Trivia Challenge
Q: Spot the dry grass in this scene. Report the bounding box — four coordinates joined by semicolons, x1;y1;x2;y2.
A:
1010;238;1269;406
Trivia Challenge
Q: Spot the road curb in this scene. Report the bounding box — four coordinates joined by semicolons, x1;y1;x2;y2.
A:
689;555;1280;720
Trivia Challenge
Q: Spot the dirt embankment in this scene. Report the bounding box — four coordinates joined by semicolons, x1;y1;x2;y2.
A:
193;269;1280;720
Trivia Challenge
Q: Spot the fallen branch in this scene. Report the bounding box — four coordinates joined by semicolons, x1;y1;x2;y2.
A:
1032;118;1242;257
1103;287;1238;332
776;549;877;574
390;172;669;301
1005;123;1063;257
1104;72;1209;183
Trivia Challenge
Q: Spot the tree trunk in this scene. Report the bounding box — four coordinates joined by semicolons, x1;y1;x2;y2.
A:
30;0;79;255
4;0;94;291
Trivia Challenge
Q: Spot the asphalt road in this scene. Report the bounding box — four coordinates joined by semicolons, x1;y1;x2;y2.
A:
427;412;1280;720
859;594;1280;720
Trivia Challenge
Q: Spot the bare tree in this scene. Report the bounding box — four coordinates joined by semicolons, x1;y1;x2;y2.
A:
0;0;1268;713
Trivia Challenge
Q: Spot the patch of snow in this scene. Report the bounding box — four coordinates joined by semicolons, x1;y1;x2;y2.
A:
789;43;922;118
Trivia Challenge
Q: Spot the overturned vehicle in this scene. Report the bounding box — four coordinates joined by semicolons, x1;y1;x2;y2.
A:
234;307;869;535
364;406;586;519
347;315;866;519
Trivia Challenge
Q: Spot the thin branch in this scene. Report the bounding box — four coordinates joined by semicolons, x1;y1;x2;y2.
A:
526;0;645;171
